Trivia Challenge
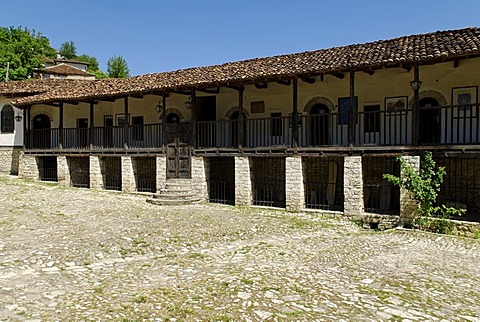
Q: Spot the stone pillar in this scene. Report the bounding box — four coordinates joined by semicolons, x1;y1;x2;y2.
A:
400;155;420;224
343;156;364;218
89;156;103;189
121;156;136;192
57;155;70;187
235;156;252;206
156;156;166;192
191;156;208;202
285;156;304;211
18;152;39;180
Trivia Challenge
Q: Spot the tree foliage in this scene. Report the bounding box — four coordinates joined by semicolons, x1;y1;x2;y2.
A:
59;41;77;59
383;152;464;231
0;26;56;81
107;55;130;78
76;54;108;78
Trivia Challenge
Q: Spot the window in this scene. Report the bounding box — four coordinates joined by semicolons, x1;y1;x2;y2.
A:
364;105;380;133
270;112;282;136
132;116;144;141
1;104;14;133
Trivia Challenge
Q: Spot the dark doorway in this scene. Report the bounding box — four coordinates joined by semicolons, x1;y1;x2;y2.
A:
77;118;88;148
104;115;113;148
32;114;51;149
195;96;216;147
229;111;246;147
309;104;330;145
165;112;191;178
419;97;440;144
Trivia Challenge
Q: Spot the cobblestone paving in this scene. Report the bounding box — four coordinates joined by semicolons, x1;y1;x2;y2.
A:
1;175;480;321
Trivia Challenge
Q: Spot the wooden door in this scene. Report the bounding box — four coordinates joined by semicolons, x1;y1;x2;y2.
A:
167;141;191;178
419;98;440;144
104;115;113;148
77;118;88;148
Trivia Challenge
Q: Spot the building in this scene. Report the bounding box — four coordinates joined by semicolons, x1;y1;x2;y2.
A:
34;58;95;80
1;27;480;227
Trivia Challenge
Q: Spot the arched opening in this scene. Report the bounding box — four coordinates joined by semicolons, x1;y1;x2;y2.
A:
32;114;51;148
166;113;180;123
229;111;246;147
1;104;14;133
419;97;440;144
309;103;330;146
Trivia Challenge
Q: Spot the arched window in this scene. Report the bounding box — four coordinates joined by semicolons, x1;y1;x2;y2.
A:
1;104;14;133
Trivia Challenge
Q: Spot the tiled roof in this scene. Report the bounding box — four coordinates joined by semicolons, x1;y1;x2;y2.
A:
5;26;480;106
36;64;95;77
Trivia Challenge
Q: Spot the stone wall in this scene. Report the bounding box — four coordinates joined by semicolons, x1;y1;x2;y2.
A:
0;147;21;175
285;156;304;211
156;156;166;191
121;156;135;192
57;156;70;187
234;156;252;206
18;152;39;180
89;156;103;189
191;156;208;202
399;156;420;224
343;156;363;218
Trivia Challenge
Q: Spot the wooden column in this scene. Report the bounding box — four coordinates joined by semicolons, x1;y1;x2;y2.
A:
412;65;420;146
23;106;28;148
238;86;245;149
59;102;64;149
191;89;196;147
124;97;129;149
162;94;167;151
348;71;356;146
89;100;94;148
292;78;299;148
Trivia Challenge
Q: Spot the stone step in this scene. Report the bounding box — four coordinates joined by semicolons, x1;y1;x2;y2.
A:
146;197;202;206
152;193;197;201
159;188;192;194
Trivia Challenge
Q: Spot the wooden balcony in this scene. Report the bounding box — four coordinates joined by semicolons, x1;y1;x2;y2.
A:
24;104;480;153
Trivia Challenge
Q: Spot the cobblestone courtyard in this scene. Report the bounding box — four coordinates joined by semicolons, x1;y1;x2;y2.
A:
0;175;479;321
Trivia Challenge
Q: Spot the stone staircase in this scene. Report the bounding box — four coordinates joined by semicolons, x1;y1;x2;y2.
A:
146;178;202;206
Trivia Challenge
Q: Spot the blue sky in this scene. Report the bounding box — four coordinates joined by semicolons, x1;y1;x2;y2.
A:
3;0;480;76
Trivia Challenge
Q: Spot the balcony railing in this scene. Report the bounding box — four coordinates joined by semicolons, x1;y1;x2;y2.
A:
24;104;480;150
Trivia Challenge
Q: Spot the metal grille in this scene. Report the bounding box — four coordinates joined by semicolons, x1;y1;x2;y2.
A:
102;157;122;191
134;157;156;193
303;157;344;211
435;155;480;222
68;157;90;188
363;156;400;215
251;157;286;208
207;157;235;205
39;156;58;182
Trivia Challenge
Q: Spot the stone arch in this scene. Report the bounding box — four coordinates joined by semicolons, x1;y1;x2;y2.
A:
31;111;54;124
409;89;448;108
225;106;250;119
303;96;335;113
163;108;185;121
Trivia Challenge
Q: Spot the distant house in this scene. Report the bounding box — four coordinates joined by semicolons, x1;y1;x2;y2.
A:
1;27;480;229
34;58;95;80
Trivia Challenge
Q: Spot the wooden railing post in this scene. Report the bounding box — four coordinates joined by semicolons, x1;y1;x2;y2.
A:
59;102;64;149
161;94;167;151
348;71;356;146
89;100;94;148
292;78;299;148
238;86;245;149
124;97;129;149
191;89;196;147
412;65;420;146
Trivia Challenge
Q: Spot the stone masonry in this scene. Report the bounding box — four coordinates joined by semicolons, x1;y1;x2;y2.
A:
400;155;420;224
57;156;70;187
0;147;20;175
343;156;363;218
89;156;103;189
285;156;304;211
234;156;252;206
121;156;135;192
18;152;39;180
156;156;166;191
191;156;208;202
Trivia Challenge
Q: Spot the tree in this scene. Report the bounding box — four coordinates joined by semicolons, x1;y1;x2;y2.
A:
59;41;77;59
383;152;464;233
0;26;56;81
76;54;108;79
107;55;130;78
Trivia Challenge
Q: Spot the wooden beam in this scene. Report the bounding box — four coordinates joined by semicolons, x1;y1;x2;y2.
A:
198;87;220;94
59;102;64;148
348;71;355;146
130;94;144;99
276;80;291;86
301;77;316;84
331;72;345;79
364;70;375;76
96;97;118;103
226;85;242;91
254;83;268;89
238;87;244;148
292;78;298;148
191;89;196;147
173;90;192;96
89;100;94;147
44;102;62;107
402;65;412;72
124;97;129;149
454;60;459;68
320;74;324;82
